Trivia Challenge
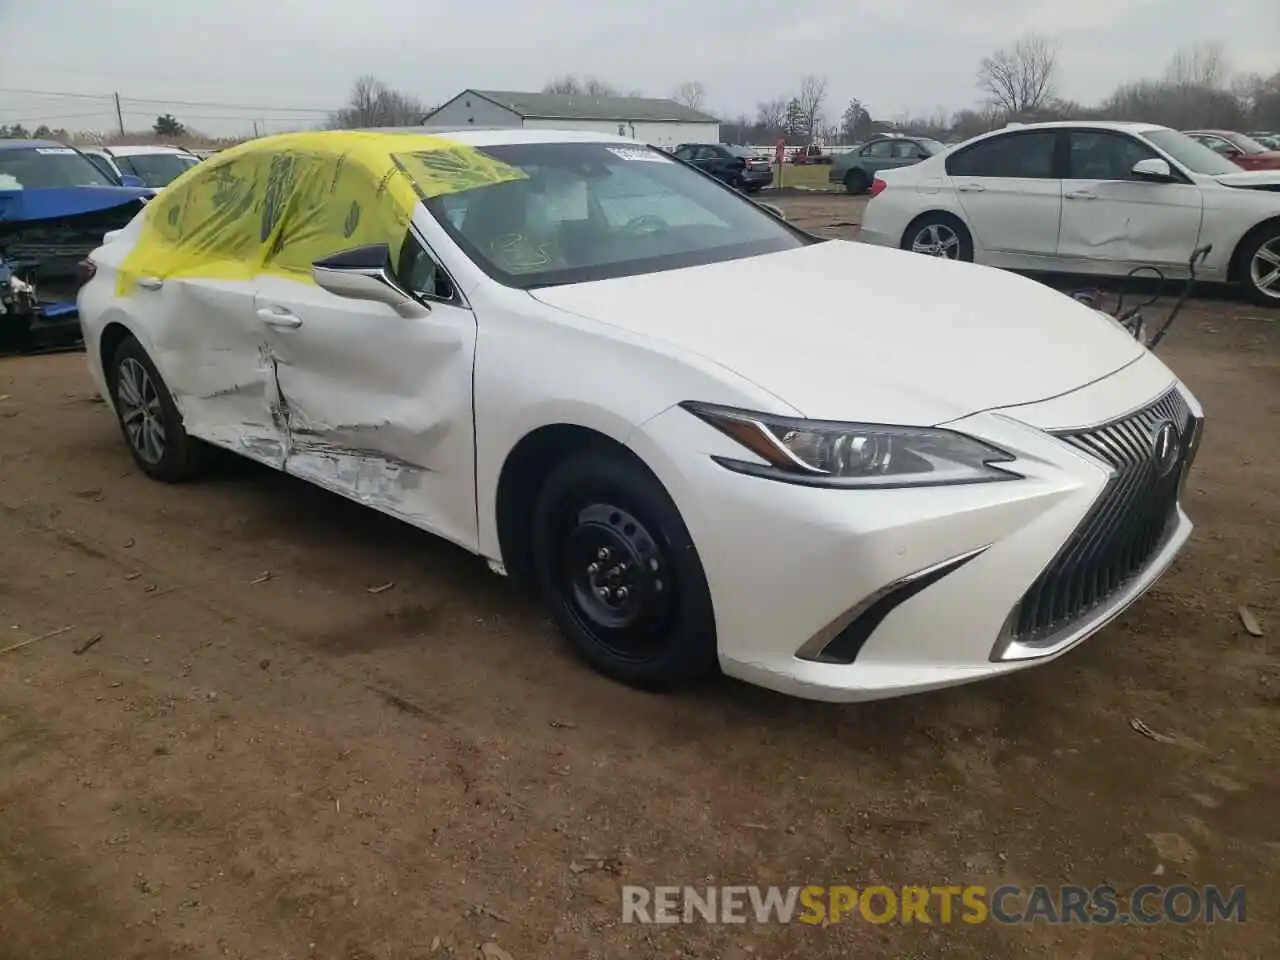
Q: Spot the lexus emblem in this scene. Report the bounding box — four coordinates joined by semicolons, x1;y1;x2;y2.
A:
1152;421;1180;477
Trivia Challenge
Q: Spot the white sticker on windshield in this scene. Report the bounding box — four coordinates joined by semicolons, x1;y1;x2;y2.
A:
35;147;78;155
606;147;671;163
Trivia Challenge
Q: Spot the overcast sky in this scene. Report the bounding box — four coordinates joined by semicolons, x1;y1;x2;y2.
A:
0;0;1276;137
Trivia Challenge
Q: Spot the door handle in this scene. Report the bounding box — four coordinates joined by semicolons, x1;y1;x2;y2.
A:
955;183;986;193
137;276;163;290
256;307;303;329
1065;191;1097;200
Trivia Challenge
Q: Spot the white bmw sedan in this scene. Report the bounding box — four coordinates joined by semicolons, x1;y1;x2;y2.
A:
860;120;1280;305
79;127;1203;702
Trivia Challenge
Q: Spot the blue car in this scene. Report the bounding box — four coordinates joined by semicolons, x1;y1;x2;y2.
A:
0;139;153;351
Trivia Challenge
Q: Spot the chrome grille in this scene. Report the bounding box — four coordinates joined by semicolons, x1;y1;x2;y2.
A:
1009;387;1200;646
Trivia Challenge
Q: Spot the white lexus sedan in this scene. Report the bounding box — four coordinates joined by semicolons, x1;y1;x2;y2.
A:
78;127;1203;703
860;120;1280;305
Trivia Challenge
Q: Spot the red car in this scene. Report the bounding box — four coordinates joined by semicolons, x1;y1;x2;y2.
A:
1183;130;1280;171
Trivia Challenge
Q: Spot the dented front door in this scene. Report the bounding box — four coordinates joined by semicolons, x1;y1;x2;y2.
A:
250;273;479;551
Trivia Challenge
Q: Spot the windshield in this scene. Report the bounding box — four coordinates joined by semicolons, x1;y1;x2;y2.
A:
918;138;947;156
1142;129;1242;176
0;146;118;189
1223;132;1270;155
423;141;810;289
116;152;199;187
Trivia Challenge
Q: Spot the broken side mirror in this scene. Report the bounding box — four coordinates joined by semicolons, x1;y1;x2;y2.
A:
312;243;424;314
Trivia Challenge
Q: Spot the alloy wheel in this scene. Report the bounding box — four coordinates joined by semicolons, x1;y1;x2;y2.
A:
1250;236;1280;301
116;357;166;464
911;223;961;259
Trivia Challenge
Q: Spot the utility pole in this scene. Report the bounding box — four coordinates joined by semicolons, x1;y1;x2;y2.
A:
113;92;125;136
252;120;260;138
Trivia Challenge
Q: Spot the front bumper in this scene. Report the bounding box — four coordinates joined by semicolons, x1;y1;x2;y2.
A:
630;352;1202;702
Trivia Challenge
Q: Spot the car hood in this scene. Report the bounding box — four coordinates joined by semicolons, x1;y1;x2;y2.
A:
0;185;154;222
1213;169;1280;189
530;240;1147;425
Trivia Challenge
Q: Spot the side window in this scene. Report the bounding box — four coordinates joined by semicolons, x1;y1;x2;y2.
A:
1200;136;1232;155
85;154;118;180
114;156;139;177
890;140;920;159
946;132;1057;179
397;234;455;302
673;146;696;161
693;146;720;161
862;140;894;158
1067;131;1159;180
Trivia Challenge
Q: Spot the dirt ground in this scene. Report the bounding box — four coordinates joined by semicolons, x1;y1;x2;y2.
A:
1;196;1278;960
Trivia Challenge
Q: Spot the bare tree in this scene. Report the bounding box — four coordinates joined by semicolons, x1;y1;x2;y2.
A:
672;81;707;111
1165;42;1230;89
796;74;829;140
756;97;788;135
329;75;427;128
976;35;1059;117
543;75;623;97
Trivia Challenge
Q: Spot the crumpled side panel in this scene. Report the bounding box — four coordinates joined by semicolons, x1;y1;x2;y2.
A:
116;131;526;295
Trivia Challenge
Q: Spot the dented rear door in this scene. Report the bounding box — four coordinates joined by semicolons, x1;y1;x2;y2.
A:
251;270;479;551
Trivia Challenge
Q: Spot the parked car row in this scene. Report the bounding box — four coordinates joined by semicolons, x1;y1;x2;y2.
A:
80;144;201;188
860;120;1280;304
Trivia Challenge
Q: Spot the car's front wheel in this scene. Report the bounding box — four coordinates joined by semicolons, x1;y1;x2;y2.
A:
109;335;212;482
530;448;717;690
1239;223;1280;306
902;212;974;262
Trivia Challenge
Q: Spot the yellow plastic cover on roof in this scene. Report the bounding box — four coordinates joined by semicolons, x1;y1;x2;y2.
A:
116;130;526;294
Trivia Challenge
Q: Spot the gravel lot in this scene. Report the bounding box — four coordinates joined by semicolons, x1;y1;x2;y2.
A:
1;195;1277;959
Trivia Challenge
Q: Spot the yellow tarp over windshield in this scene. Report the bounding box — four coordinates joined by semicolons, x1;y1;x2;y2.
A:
116;130;525;294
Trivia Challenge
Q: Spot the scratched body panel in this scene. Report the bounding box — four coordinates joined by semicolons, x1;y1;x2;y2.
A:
145;278;286;467
253;272;478;548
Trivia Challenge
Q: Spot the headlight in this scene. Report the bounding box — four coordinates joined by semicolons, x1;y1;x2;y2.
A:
681;402;1020;488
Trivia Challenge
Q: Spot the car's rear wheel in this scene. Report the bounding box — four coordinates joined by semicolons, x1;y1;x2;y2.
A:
844;168;869;195
1239;225;1280;305
109;335;212;482
530;448;717;690
902;213;974;262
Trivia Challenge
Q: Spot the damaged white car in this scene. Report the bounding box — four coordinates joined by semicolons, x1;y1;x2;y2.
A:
79;127;1203;702
860;120;1280;304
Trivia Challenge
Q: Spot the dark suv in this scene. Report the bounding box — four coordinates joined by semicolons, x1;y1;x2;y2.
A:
672;143;774;193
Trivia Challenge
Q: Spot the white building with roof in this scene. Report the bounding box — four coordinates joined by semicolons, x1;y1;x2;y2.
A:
422;90;720;148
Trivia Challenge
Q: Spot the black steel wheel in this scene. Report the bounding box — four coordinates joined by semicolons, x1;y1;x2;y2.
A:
844;168;869;195
531;448;717;689
110;335;213;482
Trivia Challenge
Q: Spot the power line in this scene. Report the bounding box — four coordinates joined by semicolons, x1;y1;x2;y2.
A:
120;95;331;114
0;87;332;114
0;112;114;126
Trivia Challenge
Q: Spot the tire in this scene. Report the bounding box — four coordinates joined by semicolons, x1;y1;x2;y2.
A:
530;448;717;690
844;168;869;195
109;335;213;482
1237;223;1280;306
901;212;974;262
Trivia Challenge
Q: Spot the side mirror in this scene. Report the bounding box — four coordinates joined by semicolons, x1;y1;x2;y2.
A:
1132;158;1174;182
312;243;422;313
757;201;787;220
120;174;146;188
